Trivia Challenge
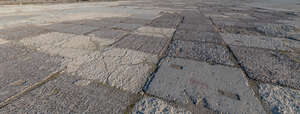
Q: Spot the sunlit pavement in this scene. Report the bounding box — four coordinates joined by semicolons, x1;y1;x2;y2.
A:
0;0;300;113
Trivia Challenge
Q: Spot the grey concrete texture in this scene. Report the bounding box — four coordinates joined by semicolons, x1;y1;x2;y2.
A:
0;0;300;113
205;3;298;22
20;32;113;58
113;34;168;55
212;17;253;28
279;18;300;31
65;17;148;32
44;23;99;35
99;17;150;25
148;12;183;28
251;9;298;22
215;23;263;36
88;28;127;41
0;25;51;41
62;19;117;29
210;6;300;39
180;11;211;25
255;23;299;38
132;97;192;114
0;49;65;102
174;31;224;44
75;48;159;93
19;32;158;93
111;23;141;31
230;46;300;89
168;40;235;66
221;33;300;51
0;15;35;25
0;74;139;114
217;22;300;43
146;57;266;114
0;43;29;64
177;23;215;33
133;26;176;38
259;83;300;114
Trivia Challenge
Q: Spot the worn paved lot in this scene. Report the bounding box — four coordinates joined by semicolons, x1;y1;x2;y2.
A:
0;0;300;113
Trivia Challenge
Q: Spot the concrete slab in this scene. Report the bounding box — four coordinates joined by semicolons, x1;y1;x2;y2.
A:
182;17;211;25
248;0;300;13
212;18;295;37
212;17;254;29
174;31;223;44
19;32;158;93
113;34;168;55
146;57;266;114
112;23;141;31
130;13;160;20
177;23;215;33
0;25;51;41
222;12;255;20
238;7;292;22
231;46;300;89
132;97;191;114
44;23;99;35
0;51;64;102
99;17;150;25
278;18;300;30
259;83;300;114
133;26;176;38
88;28;127;41
168;40;235;66
0;44;29;64
179;11;211;25
65;19;116;28
0;15;34;24
20;32;114;58
255;23;298;37
216;23;262;36
221;33;300;51
76;48;159;93
30;11;130;26
1;0;299;113
77;17;148;32
149;13;183;28
0;74;138;113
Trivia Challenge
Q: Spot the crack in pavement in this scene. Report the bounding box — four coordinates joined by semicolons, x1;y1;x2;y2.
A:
208;14;271;114
0;67;66;109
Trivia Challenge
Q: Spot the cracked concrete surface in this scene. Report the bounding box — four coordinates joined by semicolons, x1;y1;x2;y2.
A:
259;83;300;114
76;48;158;93
0;0;300;113
231;46;300;89
133;26;176;38
20;32;113;58
132;97;192;114
147;57;265;114
221;33;300;51
168;40;235;66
